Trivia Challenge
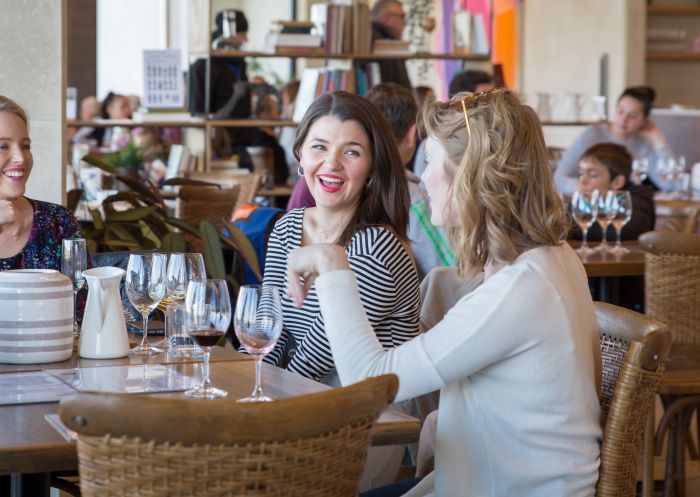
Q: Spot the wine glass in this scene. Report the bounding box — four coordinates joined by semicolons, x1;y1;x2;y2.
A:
571;190;599;256
126;253;167;355
234;285;283;402
631;158;649;185
606;191;633;255
594;191;615;253
162;253;206;354
184;279;231;399
61;238;87;337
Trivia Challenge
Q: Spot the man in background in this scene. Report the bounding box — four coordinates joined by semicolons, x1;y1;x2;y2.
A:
448;69;494;98
370;0;411;89
365;83;454;280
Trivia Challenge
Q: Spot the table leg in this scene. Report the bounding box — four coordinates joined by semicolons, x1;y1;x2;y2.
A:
10;472;50;497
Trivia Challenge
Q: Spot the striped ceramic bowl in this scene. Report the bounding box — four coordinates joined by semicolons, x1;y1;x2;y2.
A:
0;270;74;364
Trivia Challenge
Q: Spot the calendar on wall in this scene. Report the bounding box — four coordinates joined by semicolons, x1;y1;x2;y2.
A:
143;49;184;109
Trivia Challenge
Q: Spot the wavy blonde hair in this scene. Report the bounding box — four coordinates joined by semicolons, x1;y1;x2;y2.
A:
421;89;568;277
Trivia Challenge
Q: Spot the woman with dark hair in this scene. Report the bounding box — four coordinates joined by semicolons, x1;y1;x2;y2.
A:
555;85;673;194
257;91;419;383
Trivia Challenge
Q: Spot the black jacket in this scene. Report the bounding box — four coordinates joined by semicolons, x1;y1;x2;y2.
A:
370;22;412;89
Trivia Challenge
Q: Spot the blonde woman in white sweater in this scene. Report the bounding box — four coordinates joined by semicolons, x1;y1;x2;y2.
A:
286;89;602;497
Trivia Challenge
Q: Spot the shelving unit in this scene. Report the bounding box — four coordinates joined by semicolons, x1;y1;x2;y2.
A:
645;2;700;106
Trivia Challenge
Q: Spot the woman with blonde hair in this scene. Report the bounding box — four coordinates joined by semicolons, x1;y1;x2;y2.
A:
286;89;601;497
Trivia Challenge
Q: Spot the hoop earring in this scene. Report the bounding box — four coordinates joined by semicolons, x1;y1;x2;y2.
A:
297;165;304;177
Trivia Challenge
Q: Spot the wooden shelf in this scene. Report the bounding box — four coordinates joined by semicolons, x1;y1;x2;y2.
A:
647;51;700;61
206;119;297;128
66;119;206;128
647;4;700;15
210;49;490;61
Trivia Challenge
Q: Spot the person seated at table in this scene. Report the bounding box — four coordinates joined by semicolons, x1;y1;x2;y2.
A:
70;95;102;145
0;96;82;271
90;92;133;150
285;88;601;497
571;142;655;242
255;91;420;384
555;86;673;195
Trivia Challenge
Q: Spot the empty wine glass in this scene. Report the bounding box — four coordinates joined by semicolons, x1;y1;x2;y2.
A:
594;191;615;252
61;238;87;337
162;253;206;354
571;190;599;256
184;279;231;399
126;253;167;355
234;285;283;402
631;158;649;185
607;191;633;255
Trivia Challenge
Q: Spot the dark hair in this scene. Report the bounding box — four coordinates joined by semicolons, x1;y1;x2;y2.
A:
365;82;418;142
213;9;248;38
580;143;632;184
101;92;126;119
618;86;656;117
448;70;494;98
293;91;410;246
371;0;402;19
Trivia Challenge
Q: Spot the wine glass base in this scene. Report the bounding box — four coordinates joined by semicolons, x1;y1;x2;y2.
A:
237;394;274;403
575;245;597;256
184;386;228;399
169;345;203;358
610;245;630;255
130;344;163;355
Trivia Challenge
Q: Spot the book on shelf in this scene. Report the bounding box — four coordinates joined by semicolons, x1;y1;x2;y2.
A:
372;39;412;55
293;66;356;120
273;20;316;34
265;32;323;48
452;10;472;54
471;13;490;55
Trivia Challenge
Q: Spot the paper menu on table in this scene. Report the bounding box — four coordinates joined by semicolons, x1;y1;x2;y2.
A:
47;364;199;394
0;371;77;406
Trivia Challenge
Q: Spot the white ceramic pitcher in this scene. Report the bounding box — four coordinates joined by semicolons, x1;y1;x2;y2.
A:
79;266;129;359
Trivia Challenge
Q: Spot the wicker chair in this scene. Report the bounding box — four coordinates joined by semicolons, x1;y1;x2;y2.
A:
639;231;700;497
58;374;398;497
594;302;671;497
176;184;240;252
186;171;263;212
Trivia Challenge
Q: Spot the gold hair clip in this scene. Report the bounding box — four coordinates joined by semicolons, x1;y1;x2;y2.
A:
451;87;508;138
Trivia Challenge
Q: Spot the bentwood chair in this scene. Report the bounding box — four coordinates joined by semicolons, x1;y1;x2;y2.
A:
639;231;700;497
59;374;398;497
594;302;670;497
186;171;263;212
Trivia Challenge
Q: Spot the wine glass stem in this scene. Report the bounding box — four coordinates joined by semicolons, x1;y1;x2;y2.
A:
72;288;79;333
616;227;622;247
582;227;589;249
139;314;149;348
201;349;212;390
253;356;264;398
600;224;607;246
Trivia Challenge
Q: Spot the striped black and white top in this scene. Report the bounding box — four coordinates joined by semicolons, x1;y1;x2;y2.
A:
261;208;420;381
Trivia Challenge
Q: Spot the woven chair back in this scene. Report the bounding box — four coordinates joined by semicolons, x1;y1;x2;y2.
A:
595;329;670;497
685;206;700;233
176;185;240;252
595;302;666;426
639;231;700;345
187;171;263;211
59;374;398;497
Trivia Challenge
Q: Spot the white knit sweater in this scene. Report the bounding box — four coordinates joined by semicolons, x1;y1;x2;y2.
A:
316;243;602;497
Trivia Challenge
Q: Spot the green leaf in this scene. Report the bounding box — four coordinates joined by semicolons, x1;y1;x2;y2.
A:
114;175;155;199
200;220;226;279
160;232;187;252
106;224;139;243
67;189;82;213
86;239;98;254
90;209;104;230
105;206;158;223
102;191;142;206
223;220;262;281
82;154;119;174
162;177;220;187
105;239;142;249
164;217;200;237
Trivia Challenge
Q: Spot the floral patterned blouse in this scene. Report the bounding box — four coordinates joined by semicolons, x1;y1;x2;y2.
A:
0;198;82;271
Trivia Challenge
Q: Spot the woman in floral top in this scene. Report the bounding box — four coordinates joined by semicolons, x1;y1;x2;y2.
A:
0;95;82;271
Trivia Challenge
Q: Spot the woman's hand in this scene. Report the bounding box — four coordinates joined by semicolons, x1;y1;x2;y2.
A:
286;244;350;308
0;199;22;240
639;118;668;150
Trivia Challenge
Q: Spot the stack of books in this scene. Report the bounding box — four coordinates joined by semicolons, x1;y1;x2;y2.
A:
265;20;323;54
310;0;371;55
372;39;412;55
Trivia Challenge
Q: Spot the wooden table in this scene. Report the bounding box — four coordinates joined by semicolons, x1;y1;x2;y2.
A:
0;347;419;495
570;241;646;277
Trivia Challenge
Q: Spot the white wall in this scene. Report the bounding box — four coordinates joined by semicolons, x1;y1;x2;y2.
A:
521;0;645;121
97;0;168;99
0;0;66;204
